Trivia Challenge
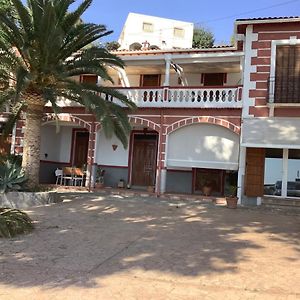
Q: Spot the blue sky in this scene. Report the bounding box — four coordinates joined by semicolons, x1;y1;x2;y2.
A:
80;0;300;44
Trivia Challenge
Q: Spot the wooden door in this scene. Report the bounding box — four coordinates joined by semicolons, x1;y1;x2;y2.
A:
140;74;161;87
73;131;89;167
244;148;265;197
131;135;158;186
80;75;98;84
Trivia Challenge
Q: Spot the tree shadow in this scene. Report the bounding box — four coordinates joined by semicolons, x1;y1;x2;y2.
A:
0;192;299;290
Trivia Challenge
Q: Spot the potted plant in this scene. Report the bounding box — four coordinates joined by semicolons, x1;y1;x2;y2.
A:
95;168;105;189
226;185;238;209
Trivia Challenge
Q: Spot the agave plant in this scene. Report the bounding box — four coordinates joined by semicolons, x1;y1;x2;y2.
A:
0;207;33;238
0;160;26;193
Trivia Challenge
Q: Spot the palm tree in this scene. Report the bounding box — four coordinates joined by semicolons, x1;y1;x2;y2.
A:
0;0;135;188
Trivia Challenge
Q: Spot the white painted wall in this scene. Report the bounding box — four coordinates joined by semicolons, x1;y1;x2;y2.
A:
119;13;194;50
59;127;73;163
167;124;240;170
105;72;241;88
40;126;60;161
95;130;129;166
40;125;74;163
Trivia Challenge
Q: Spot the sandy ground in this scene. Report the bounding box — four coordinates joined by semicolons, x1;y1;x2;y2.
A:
0;193;299;300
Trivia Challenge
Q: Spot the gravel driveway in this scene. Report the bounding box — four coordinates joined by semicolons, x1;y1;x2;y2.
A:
0;192;299;299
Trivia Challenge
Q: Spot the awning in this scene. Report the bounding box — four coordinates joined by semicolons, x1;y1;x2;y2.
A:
167;123;240;170
242;118;300;149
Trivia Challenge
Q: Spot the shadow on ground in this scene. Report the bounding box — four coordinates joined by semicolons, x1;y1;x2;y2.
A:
0;192;299;290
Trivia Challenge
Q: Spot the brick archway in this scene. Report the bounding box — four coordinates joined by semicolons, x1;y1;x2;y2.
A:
95;116;160;133
42;113;91;131
166;116;240;135
129;116;160;132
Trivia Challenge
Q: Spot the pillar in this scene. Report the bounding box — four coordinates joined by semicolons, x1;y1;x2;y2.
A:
163;54;172;87
86;121;96;188
237;146;246;205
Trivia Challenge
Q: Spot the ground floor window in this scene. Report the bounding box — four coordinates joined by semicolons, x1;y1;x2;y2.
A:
264;148;300;198
287;149;300;198
264;148;283;196
193;168;237;196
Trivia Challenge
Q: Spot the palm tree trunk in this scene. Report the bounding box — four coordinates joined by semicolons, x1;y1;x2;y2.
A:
21;94;44;189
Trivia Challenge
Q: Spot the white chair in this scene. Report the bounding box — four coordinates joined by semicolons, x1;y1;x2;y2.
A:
55;169;63;185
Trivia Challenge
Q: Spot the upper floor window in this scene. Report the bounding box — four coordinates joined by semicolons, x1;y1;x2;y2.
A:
173;27;185;38
202;73;226;86
272;45;300;103
142;22;153;33
80;75;98;84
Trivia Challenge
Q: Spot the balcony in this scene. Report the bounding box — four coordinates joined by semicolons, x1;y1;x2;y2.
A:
109;86;243;108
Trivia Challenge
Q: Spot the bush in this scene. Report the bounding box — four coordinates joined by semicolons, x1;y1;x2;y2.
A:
0;160;26;193
0;208;34;238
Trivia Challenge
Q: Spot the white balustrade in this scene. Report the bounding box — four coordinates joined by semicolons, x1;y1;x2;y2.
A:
47;87;242;108
116;87;242;108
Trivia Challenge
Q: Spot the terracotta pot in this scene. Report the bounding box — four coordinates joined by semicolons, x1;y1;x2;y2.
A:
202;186;212;196
95;182;104;189
147;186;155;193
226;197;238;209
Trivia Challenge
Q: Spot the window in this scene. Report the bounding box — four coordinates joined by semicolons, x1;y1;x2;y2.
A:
203;73;226;86
142;22;153;33
80;75;98;84
272;45;300;103
264;149;283;196
263;148;300;198
174;27;185;38
287;149;300;198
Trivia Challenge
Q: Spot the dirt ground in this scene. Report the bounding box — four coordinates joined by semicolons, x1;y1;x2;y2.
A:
0;192;299;300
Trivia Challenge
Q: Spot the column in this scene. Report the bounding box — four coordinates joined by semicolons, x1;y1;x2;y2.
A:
237;146;246;205
163;54;172;87
86;121;96;189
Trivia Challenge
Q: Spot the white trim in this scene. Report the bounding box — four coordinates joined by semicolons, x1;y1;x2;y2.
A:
166;159;239;170
242;25;258;118
242;143;300;149
282;149;289;197
235;18;300;26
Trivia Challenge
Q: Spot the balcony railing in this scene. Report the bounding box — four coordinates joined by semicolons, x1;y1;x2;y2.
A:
52;86;243;108
268;76;300;104
107;86;243;108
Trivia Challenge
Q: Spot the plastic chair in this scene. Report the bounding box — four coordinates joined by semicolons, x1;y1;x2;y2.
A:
55;169;63;185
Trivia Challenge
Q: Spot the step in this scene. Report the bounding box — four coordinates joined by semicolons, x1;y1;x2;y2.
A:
262;197;300;207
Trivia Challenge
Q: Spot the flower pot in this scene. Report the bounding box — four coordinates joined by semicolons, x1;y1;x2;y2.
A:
147;186;155;193
95;182;104;189
202;185;212;196
226;197;238;209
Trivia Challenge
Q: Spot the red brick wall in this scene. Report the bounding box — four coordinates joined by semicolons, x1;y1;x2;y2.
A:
248;22;300;117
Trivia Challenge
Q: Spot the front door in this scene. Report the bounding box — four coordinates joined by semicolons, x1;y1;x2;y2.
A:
73;131;89;167
131;134;158;186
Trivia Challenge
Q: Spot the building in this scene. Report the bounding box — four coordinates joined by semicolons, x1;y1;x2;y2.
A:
118;13;194;50
8;15;300;205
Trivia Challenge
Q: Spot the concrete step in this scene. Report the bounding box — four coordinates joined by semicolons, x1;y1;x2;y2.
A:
262;197;300;207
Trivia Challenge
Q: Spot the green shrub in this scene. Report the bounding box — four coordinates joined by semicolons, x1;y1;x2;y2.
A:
0;160;26;193
0;208;34;238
